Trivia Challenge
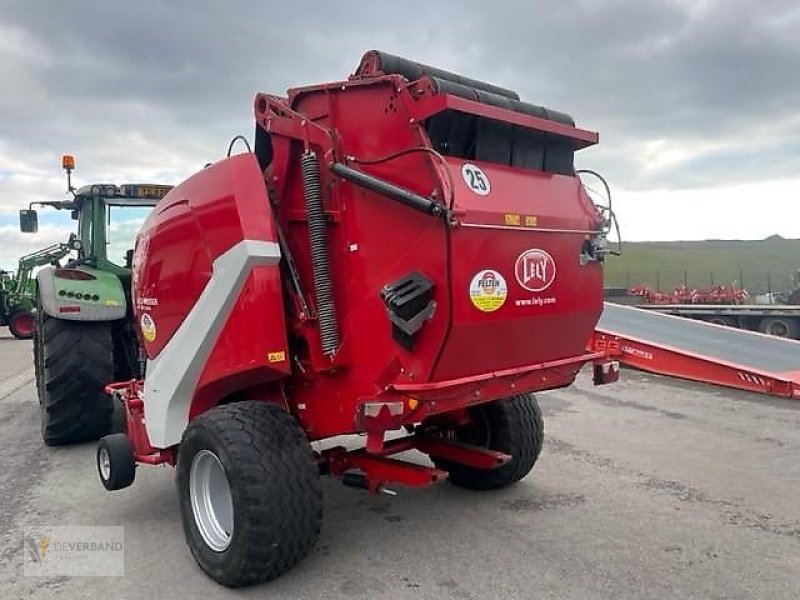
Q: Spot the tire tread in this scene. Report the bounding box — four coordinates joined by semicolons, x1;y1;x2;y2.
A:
39;312;114;446
179;401;322;587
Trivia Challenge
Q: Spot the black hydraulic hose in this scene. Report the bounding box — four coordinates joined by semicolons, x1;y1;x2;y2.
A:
330;163;446;218
301;151;339;357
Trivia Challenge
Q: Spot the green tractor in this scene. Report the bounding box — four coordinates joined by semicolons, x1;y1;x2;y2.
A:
0;242;72;339
20;154;172;445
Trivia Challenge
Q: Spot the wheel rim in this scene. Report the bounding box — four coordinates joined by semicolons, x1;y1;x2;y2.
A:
12;313;34;336
98;447;111;481
189;450;234;552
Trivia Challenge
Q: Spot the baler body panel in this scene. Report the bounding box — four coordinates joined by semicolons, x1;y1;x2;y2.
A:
434;157;603;380
132;155;288;447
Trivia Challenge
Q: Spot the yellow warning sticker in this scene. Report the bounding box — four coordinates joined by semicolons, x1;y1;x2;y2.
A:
469;269;508;312
504;213;521;226
267;351;286;363
140;313;157;342
525;215;538;227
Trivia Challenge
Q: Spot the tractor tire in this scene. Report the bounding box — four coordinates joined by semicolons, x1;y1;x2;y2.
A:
37;309;115;446
8;309;35;340
33;304;44;404
177;401;322;587
432;394;544;491
758;317;799;339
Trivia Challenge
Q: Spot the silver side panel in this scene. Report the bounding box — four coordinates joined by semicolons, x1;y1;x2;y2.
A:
144;240;281;448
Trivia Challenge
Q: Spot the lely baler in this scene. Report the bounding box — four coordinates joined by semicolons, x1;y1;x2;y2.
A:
96;51;618;586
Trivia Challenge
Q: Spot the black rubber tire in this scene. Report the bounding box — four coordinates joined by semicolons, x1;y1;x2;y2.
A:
97;433;136;491
706;316;735;328
33;304;44;404
177;401;322;587
758;317;799;339
433;394;544;491
37;306;115;446
8;309;35;339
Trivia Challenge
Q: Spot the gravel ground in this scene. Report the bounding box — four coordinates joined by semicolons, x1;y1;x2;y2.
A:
0;330;798;599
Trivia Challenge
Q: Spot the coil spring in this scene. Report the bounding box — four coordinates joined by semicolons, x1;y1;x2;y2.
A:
301;151;339;356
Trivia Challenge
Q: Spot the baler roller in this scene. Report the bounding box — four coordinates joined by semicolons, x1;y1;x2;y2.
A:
356;50;520;100
425;76;575;126
355;50;574;127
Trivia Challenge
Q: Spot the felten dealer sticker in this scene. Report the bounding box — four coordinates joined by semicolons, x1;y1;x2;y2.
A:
140;313;157;342
469;269;508;312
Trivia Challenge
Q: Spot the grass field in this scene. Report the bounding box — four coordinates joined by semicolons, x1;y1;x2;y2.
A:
603;236;800;294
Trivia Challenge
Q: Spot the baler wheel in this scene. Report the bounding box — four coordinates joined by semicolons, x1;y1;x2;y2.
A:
431;394;544;491
97;433;136;491
37;300;115;446
177;401;322;587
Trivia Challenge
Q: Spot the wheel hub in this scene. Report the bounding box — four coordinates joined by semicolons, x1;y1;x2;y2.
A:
189;450;234;552
98;447;111;481
12;313;34;336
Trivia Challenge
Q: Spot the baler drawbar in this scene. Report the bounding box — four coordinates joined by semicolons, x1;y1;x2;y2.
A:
96;50;618;587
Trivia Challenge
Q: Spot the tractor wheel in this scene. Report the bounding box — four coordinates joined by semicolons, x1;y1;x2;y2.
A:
37;308;115;446
431;394;544;491
33;302;44;403
177;401;322;587
758;317;799;339
8;310;35;340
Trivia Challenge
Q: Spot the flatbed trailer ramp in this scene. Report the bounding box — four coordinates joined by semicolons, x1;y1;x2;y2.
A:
591;303;800;399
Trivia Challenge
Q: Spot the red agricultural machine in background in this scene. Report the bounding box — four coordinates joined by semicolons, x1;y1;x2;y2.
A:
95;51;619;586
629;284;750;305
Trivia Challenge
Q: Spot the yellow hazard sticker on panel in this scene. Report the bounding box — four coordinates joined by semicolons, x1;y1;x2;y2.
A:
525;215;538;227
140;313;157;342
504;213;521;226
267;351;286;363
469;269;508;312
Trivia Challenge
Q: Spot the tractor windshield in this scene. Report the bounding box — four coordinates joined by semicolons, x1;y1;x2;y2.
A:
106;204;154;267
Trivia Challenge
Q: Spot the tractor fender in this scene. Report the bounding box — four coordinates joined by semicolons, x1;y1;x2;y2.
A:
36;265;126;321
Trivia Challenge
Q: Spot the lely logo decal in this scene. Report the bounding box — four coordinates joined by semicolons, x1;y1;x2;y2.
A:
514;249;556;292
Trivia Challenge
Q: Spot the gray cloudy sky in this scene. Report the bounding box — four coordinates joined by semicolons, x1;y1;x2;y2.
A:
1;0;799;268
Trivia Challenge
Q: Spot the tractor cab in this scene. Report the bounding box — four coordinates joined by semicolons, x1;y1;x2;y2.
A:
20;155;172;273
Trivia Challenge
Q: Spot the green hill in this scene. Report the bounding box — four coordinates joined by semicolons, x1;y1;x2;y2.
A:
604;237;800;295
